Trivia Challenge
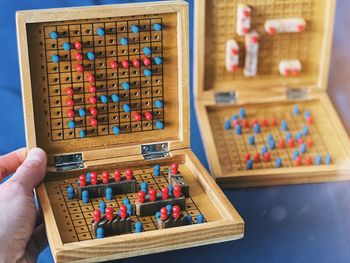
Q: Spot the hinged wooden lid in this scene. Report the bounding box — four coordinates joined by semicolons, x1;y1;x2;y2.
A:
16;1;189;166
194;0;336;101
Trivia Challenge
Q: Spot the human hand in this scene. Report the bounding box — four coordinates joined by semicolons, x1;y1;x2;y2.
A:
0;148;47;263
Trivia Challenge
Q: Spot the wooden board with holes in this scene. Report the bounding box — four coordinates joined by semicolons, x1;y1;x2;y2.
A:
38;150;244;262
46;164;209;244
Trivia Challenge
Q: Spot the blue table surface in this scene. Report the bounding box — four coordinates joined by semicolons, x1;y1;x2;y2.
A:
1;0;350;262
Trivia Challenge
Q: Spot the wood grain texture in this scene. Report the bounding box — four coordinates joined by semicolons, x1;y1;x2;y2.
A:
17;1;190;165
37;150;244;262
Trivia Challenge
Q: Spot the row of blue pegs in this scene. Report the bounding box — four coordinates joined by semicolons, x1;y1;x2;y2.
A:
247;157;283;170
96;220;144;238
50;23;162;40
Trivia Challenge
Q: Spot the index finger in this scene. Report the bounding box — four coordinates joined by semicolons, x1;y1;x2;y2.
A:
0;148;27;181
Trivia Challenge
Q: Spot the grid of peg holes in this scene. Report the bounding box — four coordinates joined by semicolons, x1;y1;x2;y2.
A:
208;101;330;174
204;0;316;89
42;17;165;141
48;167;205;243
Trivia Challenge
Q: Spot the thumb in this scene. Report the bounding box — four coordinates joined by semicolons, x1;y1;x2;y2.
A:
8;148;47;191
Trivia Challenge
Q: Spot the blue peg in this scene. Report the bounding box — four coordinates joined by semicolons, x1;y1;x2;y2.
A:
123;104;131;113
293;105;300;116
185;215;192;224
100;95;108;104
302;125;309;136
86;173;91;183
155;121;164;129
292;150;300;160
304;110;311;119
131;25;139;33
295;132;303;140
155;212;161;223
285;132;292;141
275;158;282;168
154;56;163;65
300;143;307;154
67;120;75;129
67;186;75;199
267;134;274;142
111;94;120;103
281;120;288;131
155;100;163;108
106;187;113;200
126;203;133;216
96;227;104;239
144;69;152;77
166;204;172;215
239;108;246;118
123;198;130;205
82;190;89;204
122;82;130;90
235;124;242;135
154;165;160;176
231;114;238;121
99;200;106;214
50;31;58;39
248;135;255;145
246;159;253;170
78;108;86;117
135;222;143;233
96;27;105;36
253;124;261;134
153;23;162;31
168;184;173;196
79;130;86;138
261;146;268;155
141;182;148;193
224;119;231;130
112;126;120;135
314;155;321;165
196;214;204;224
63;42;71;50
325;154;331;165
87;51;95;60
268;140;276;150
143;47;152;55
120;37;128;45
51;54;60;63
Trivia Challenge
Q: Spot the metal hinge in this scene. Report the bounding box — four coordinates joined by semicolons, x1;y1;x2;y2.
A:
55;153;84;171
215;91;236;104
286;87;308;100
141;142;170;160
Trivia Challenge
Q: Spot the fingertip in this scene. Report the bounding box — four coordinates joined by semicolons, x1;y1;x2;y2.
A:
26;148;47;164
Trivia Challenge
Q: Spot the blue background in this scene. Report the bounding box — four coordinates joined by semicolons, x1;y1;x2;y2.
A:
1;0;350;262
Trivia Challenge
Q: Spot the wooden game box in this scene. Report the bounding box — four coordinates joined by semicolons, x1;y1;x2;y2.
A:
16;1;244;262
194;0;350;188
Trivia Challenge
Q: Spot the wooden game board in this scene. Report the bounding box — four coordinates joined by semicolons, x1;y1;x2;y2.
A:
46;163;213;244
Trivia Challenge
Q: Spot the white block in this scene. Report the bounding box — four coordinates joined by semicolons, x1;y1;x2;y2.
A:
278;59;302;76
244;31;259;77
236;4;251;36
265;17;306;35
225;39;239;72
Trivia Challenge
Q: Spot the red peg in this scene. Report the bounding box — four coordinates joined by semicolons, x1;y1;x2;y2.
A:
307;138;313;148
144;111;153;121
90;172;98;185
121;59;129;68
132;58;140;67
295;156;302;166
74;41;82;50
243;9;251;17
252;118;259;125
244;153;251;163
278;139;285;149
297;138;304;146
138;191;146;203
161;187;169;200
231;65;239;72
232;119;240;128
132;112;142;121
251;35;259;44
293;69;300;76
261;117;268;127
119;204;127;219
305;155;312;165
75;52;83;61
173;184;181;198
171;162;178;174
253;152;260;163
268;27;276;35
288;138;295;148
105;207;114;221
297;25;305;32
306;116;313;125
125;169;133;181
231;48;239;55
79;174;86;187
66;109;74;119
241;119;249;128
102;171;109;184
93;210;101;223
149;188;157;202
89;96;97;104
142;57;151;66
160;207;168;220
65;87;74;96
88;85;96;93
114;169;121;182
243;27;249;34
89;117;98;127
172;205;180;219
66;98;74;107
263;151;271;162
270;118;277;127
87;74;95;83
110;61;118;69
76;64;84;73
90;107;98;116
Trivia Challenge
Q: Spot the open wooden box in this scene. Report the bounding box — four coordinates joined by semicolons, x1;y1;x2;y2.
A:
16;1;244;262
194;0;350;188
